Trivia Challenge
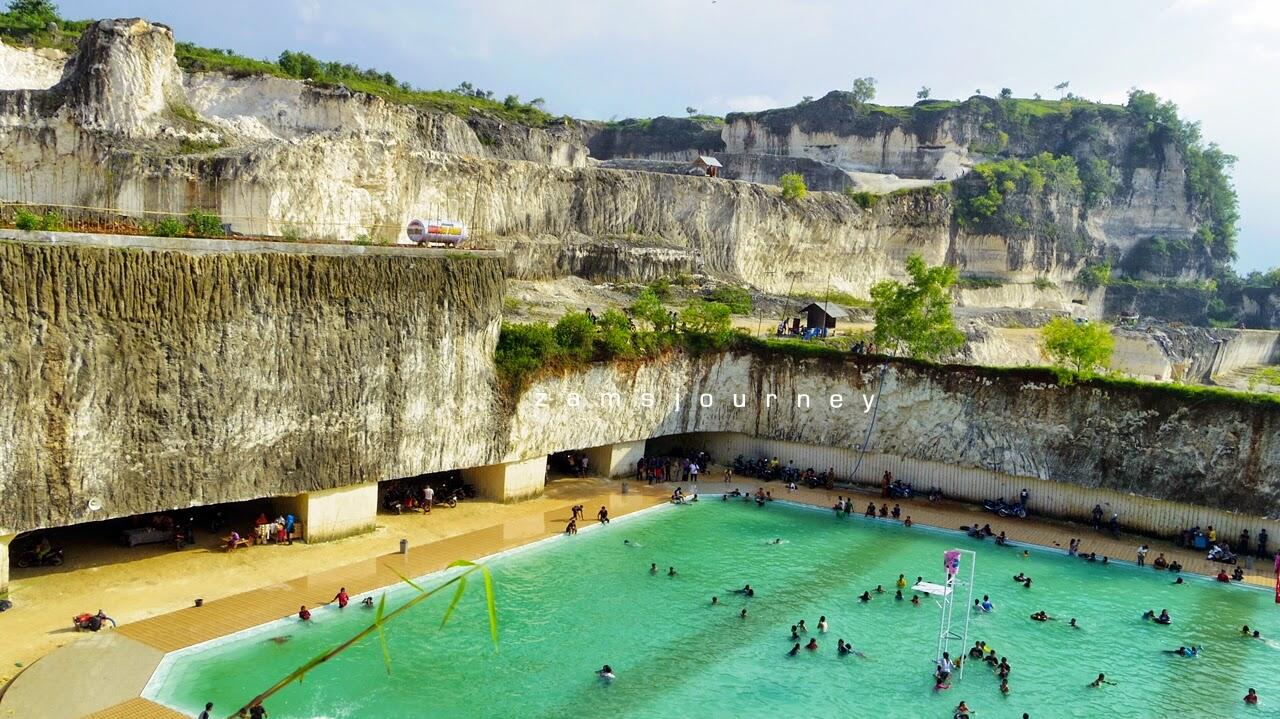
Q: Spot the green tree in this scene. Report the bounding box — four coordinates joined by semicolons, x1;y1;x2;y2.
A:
1076;261;1111;290
494;322;555;387
916;86;931;100
686;106;697;115
630;287;670;331
5;0;58;26
679;299;732;337
552;311;596;361
1040;317;1114;376
869;254;964;360
779;172;808;202
851;76;877;105
595;309;635;358
999;87;1013;100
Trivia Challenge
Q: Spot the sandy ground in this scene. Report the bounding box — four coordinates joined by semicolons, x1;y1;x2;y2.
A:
0;477;615;685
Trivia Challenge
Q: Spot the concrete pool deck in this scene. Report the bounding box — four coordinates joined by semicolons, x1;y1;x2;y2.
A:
3;476;1274;718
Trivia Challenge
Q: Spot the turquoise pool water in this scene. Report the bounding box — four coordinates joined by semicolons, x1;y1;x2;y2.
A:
147;500;1279;718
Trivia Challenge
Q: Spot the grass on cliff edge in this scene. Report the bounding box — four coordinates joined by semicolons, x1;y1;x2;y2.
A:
0;8;552;126
496;320;1280;411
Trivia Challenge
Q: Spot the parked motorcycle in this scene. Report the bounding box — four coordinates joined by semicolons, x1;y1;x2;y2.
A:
16;547;65;568
982;498;1027;519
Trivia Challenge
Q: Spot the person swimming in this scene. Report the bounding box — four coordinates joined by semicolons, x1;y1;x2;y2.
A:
911;594;921;606
818;616;828;633
968;641;985;659
1013;573;1027;582
360;596;374;608
805;638;819;651
798;619;808;633
667;566;677;576
787;643;801;657
859;591;872;602
1173;577;1184;585
740;608;748;619
874;585;885;594
649;563;657;575
837;639;851;655
733;584;754;596
1030;610;1054;622
1155;609;1172;625
1069;617;1078;628
980;595;994;612
1089;672;1114;687
790;624;800;640
711;596;719;605
597;664;616;680
896;574;907;588
895;589;904;601
999;677;1010;694
1023;577;1032;588
1163;645;1200;657
623;539;641;548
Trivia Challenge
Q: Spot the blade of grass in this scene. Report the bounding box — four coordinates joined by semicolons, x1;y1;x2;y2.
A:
231;561;491;718
439;576;467;628
375;593;392;675
481;565;499;647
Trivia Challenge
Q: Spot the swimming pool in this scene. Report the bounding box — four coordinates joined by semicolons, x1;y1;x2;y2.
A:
145;499;1278;718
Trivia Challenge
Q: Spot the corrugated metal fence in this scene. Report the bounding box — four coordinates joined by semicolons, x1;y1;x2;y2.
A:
651;431;1280;544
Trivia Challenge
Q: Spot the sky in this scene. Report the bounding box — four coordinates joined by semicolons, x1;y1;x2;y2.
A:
60;0;1279;271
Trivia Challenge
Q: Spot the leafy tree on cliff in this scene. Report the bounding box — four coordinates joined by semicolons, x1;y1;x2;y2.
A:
999;87;1013;100
850;76;877;106
5;0;58;27
630;288;670;331
869;254;964;360
1040;317;1114;378
553;311;597;362
916;86;931;100
779;173;808;202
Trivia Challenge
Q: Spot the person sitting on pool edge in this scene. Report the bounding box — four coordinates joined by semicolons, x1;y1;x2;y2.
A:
1152;553;1168;570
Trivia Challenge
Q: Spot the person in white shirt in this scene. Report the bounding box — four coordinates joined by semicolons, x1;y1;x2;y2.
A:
423;485;434;513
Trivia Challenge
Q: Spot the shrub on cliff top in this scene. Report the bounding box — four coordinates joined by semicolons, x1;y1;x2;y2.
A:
779;173;808;202
1041;317;1115;380
869;253;964;360
552;312;597;362
186;209;224;238
495;321;555;389
630;288;671;331
708;286;752;314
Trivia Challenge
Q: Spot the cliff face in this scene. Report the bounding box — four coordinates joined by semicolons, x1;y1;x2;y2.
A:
0;19;1229;307
0;234;506;534
508;353;1280;516
1;233;1274;534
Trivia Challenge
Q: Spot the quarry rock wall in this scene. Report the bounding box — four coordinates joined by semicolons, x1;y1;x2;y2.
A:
1;233;1275;535
0;233;507;534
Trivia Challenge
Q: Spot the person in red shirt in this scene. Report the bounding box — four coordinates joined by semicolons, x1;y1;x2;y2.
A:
1244;688;1259;704
1216;569;1230;583
333;587;349;608
298;605;311;621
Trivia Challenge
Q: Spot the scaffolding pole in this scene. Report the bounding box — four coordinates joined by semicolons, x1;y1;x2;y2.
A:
934;548;977;679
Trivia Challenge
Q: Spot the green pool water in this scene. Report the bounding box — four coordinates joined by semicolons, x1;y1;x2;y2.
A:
146;499;1279;718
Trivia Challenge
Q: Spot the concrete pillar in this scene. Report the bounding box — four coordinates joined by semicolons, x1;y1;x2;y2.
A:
462;456;547;502
292;482;378;543
582;439;647;479
1;533;14;598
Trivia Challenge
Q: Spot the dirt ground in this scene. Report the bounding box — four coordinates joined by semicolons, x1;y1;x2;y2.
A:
0;476;614;685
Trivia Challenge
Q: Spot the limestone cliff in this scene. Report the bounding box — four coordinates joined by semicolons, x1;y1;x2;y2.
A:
509;353;1280;517
0;233;506;534
1;233;1275;535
